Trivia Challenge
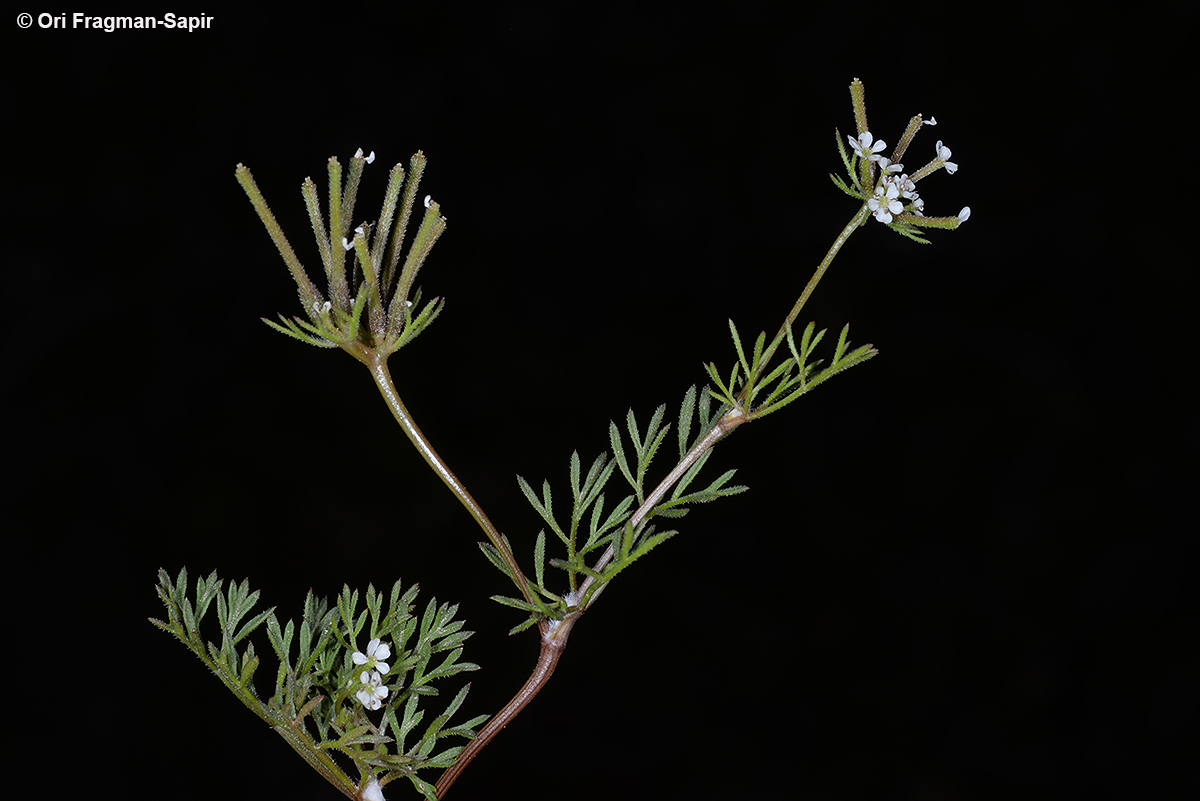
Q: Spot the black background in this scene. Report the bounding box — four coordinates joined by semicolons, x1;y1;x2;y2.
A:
8;4;1195;800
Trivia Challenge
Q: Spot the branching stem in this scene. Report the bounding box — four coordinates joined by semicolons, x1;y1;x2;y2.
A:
579;406;749;603
434;615;578;798
380;203;869;796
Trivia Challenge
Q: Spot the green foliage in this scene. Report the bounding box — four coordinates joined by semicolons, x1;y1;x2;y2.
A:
705;319;877;419
831;128;869;200
485;385;747;630
150;567;485;801
483;313;877;631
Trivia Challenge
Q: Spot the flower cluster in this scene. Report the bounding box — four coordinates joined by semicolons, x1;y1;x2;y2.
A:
832;80;970;243
856;133;968;225
352;637;392;711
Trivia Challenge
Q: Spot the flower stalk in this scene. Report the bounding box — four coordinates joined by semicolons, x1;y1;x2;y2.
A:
368;356;537;606
237;150;534;609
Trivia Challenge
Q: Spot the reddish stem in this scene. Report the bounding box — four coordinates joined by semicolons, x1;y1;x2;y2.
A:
434;616;578;798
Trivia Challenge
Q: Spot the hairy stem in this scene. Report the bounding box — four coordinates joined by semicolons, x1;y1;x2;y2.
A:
385;204;867;796
274;721;357;800
367;356;535;605
743;204;869;395
579;406;749;603
434;616;578;798
435;380;749;796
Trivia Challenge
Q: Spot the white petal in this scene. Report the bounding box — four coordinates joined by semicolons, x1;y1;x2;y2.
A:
849;132;875;157
923;116;937;126
361;777;386;801
352;652;368;665
365;151;376;164
342;237;353;251
423;195;433;209
958;206;971;221
376;662;391;674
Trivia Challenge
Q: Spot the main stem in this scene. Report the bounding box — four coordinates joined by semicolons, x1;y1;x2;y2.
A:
383;202;868;795
580;204;869;594
434;615;578;798
432;410;748;798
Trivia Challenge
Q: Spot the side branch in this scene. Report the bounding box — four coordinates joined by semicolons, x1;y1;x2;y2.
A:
744;204;869;394
580;406;749;601
368;356;536;605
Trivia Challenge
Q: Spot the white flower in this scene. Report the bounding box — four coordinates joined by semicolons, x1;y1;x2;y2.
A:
868;181;904;224
848;132;887;162
935;140;958;174
877;157;903;175
352;638;392;674
893;173;918;199
341;236;353;251
958;206;971;222
923;116;937;126
423;194;432;209
312;300;332;314
356;670;388;711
